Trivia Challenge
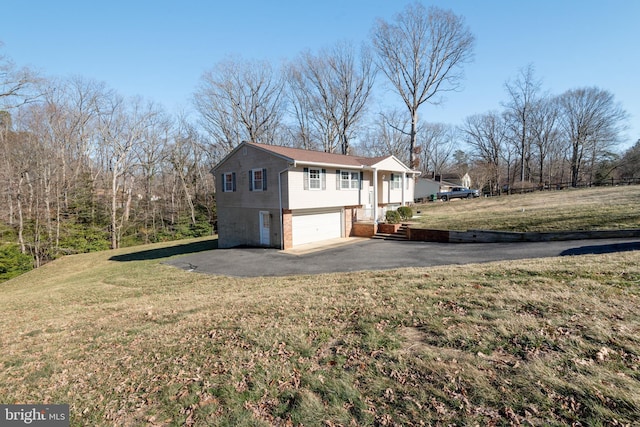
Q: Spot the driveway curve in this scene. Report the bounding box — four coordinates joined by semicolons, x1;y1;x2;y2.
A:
164;238;640;277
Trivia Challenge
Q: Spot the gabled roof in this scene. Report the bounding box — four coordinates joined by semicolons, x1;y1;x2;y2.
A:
214;141;418;173
247;142;388;167
418;177;459;187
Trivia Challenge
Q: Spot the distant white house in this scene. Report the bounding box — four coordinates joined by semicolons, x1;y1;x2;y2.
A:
414;173;472;201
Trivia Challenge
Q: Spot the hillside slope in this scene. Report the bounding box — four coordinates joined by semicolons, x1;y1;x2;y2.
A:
1;237;639;426
413;186;640;231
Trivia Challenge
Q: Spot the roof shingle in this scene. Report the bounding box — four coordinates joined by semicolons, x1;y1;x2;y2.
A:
247;142;391;168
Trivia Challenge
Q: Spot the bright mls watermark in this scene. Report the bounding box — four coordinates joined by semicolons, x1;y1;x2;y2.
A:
1;405;69;426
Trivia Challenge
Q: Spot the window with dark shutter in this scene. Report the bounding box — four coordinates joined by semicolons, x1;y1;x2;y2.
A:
338;169;360;190
222;172;236;192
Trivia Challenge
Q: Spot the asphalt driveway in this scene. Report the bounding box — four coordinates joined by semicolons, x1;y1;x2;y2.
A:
163;237;640;277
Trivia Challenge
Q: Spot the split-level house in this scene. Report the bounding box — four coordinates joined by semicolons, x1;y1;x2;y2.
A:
213;141;420;249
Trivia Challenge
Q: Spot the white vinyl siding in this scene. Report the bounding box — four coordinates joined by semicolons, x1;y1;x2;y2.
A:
290;168;369;209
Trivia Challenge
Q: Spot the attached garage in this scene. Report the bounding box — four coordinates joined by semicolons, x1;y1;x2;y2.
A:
291;209;342;246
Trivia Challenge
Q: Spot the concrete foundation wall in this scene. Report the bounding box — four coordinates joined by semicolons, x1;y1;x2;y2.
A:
407;227;640;243
217;207;281;249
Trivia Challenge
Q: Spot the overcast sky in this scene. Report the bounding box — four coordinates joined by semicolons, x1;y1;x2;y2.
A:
3;0;639;149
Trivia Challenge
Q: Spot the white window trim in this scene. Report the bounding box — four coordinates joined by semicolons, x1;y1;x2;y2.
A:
251;168;264;192
223;172;235;192
308;168;322;191
391;173;401;190
340;170;360;190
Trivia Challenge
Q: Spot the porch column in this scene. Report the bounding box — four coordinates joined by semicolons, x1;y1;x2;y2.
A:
401;172;406;206
372;168;378;222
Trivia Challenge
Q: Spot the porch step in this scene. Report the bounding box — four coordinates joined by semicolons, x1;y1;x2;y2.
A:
372;224;409;241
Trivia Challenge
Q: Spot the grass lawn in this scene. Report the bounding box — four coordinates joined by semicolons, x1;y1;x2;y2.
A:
1;187;639;426
412;186;640;232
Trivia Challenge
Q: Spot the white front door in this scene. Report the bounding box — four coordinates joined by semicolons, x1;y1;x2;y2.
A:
365;188;374;220
259;211;270;246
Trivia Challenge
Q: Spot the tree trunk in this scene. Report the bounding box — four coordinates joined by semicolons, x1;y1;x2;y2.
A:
571;139;581;188
123;175;134;223
178;172;196;226
409;109;418;169
17;176;25;253
111;172;119;249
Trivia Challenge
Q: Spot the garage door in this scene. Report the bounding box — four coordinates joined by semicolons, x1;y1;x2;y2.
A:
292;210;342;246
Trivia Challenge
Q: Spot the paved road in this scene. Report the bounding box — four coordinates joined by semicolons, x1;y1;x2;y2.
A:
163;238;640;277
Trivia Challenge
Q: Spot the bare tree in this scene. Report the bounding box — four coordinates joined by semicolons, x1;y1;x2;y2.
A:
0;111;13;224
194;57;285;159
284;64;317;150
167;119;200;227
97;96;162;248
618;139;640;180
358;110;410;161
371;3;474;168
287;42;375;154
286;58;339;152
0;43;39;108
461;112;507;195
38;77;107;240
0;111;31;251
419;122;457;176
530;95;560;186
557;87;627;187
131;107;171;242
503;64;542;185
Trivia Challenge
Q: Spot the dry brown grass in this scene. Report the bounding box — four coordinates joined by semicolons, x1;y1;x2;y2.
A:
413;186;640;231
1;236;639;426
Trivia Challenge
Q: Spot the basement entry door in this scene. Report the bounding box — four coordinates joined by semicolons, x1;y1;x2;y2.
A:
259;211;270;246
292;210;342;246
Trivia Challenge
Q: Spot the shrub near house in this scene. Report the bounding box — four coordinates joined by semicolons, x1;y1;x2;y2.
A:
397;206;413;221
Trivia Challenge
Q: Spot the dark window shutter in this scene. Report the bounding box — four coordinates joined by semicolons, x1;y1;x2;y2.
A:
232;172;236;191
360;171;364;190
220;173;225;192
248;170;253;191
303;167;309;190
262;168;267;191
321;169;326;190
336;170;341;190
